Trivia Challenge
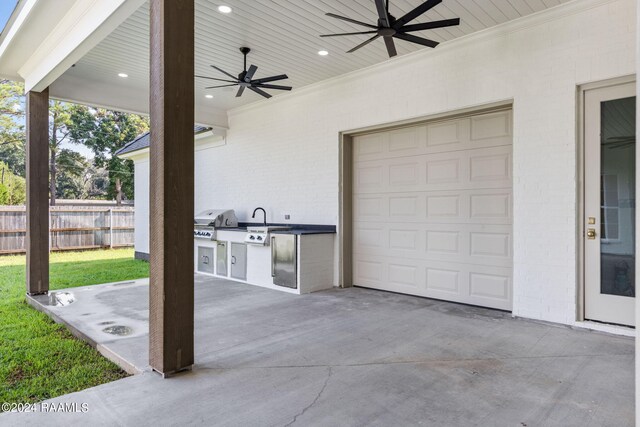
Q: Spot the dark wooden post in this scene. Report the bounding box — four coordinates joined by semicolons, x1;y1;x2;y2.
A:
26;88;50;295
149;0;195;376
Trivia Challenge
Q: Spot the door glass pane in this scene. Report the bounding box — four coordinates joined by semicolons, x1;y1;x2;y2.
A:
600;96;636;297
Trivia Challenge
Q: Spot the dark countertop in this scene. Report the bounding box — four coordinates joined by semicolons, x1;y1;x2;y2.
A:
217;224;336;235
270;229;336;235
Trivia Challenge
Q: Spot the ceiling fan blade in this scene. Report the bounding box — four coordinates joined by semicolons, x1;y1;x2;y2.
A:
210;65;239;81
326;13;378;29
347;34;380;53
205;83;239;89
399;18;460;33
393;0;442;29
253;74;289;84
255;83;292;91
394;32;439;48
195;75;238;83
375;0;390;27
236;86;246;97
320;31;378;37
245;64;258;81
248;86;272;99
383;35;397;57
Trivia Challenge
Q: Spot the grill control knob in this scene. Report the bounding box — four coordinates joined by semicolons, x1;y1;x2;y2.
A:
250;235;255;240
257;236;263;241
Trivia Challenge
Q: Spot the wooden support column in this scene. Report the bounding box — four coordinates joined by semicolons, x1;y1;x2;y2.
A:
26;88;49;295
149;0;195;376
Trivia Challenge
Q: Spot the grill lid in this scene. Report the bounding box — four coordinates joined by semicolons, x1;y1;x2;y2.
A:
194;209;238;228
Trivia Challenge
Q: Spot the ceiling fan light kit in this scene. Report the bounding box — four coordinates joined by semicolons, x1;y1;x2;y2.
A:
196;47;293;99
321;0;460;58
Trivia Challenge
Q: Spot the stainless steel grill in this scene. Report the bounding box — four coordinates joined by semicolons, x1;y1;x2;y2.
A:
194;209;238;240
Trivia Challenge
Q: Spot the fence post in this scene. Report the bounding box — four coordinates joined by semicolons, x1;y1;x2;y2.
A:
109;208;113;249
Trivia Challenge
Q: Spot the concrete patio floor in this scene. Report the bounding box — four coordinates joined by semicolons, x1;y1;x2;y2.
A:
3;274;634;426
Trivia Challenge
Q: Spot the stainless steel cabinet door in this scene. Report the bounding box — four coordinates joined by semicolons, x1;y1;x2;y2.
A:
197;246;214;274
271;234;297;288
216;241;228;276
230;243;247;281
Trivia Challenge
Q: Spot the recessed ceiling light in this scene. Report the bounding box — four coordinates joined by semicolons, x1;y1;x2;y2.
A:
318;50;329;56
218;5;232;14
118;73;128;78
205;94;214;99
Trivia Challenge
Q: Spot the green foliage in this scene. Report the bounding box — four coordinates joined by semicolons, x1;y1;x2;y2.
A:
0;80;25;177
55;149;90;199
0;248;149;405
0;183;8;205
69;108;149;203
0;161;25;205
0;80;147;204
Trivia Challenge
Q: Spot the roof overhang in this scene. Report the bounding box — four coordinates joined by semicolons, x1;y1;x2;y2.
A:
0;0;145;91
0;0;228;129
117;129;226;160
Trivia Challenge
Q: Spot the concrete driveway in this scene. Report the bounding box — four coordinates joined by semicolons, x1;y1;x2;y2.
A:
3;274;634;426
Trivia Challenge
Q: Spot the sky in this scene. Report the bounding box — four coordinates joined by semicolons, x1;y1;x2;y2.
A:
0;1;17;34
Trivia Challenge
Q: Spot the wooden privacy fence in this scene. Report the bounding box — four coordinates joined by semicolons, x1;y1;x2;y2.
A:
0;206;135;255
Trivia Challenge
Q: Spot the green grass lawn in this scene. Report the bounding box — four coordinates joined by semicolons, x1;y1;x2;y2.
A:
0;248;149;407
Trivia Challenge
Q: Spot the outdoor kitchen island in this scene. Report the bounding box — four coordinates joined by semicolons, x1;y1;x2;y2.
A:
194;213;335;294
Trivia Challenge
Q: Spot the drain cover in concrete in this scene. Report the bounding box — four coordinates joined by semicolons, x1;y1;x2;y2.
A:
40;292;75;307
102;325;133;336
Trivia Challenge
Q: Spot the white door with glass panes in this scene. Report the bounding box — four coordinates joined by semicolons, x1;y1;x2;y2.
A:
584;82;636;327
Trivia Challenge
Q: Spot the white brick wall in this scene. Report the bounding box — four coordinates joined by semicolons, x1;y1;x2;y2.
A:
137;0;636;327
133;158;149;255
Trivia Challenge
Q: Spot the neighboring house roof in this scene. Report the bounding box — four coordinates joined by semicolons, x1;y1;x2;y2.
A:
116;125;212;156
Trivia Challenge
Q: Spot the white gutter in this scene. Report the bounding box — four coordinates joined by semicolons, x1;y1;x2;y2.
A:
0;0;37;62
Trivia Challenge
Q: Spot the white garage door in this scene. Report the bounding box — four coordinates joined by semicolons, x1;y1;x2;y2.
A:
352;109;513;310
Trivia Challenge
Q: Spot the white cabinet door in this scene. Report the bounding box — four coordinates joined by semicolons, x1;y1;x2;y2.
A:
353;110;513;310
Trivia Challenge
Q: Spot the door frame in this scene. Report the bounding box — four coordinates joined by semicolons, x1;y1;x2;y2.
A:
576;74;636;322
337;100;513;288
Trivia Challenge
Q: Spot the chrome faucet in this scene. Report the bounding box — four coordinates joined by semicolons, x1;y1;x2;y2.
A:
252;207;267;226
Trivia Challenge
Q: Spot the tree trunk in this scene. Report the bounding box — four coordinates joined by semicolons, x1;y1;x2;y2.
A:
115;177;122;206
49;147;56;206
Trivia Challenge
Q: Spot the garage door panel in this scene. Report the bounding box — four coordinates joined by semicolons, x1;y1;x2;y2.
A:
354;145;512;194
355;190;511;225
353;110;513;311
354;226;385;249
469;192;511;220
353;196;384;219
425;267;460;294
354;223;511;267
353;111;512;163
354;132;385;159
469;151;512;183
426;118;468;148
353;254;512;310
388;126;426;153
470;111;511;141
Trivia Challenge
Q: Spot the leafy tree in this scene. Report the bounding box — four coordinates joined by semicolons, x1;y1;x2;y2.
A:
49;101;90;205
82;164;109;199
0;182;8;205
0;80;25;177
0;161;26;205
56;149;90;199
69;108;149;205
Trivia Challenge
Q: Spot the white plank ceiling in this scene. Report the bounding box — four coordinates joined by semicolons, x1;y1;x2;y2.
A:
64;0;570;111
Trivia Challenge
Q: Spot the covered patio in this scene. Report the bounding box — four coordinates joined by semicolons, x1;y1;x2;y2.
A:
0;0;638;424
2;275;632;425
